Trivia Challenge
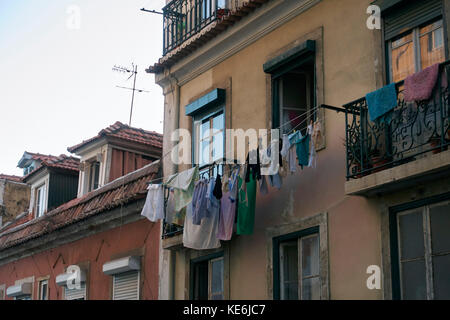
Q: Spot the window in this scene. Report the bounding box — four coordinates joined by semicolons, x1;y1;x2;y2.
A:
35;184;46;218
276;62;315;135
193;110;224;168
273;227;320;300
388;19;445;83
264;40;316;136
391;198;450;300
191;253;224;300
87;161;100;192
112;271;140;300
38;279;48;300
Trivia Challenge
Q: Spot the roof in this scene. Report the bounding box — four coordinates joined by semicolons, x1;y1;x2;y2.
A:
67;121;163;154
22;154;80;182
17;152;61;169
0;174;23;182
146;0;270;73
0;161;160;251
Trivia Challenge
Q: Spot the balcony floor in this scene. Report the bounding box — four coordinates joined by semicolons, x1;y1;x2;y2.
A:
345;149;450;196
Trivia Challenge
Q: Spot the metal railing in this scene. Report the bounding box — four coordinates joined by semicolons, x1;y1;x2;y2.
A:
162;0;230;55
344;61;450;180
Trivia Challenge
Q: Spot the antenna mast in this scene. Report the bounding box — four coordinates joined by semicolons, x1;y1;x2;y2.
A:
112;64;148;126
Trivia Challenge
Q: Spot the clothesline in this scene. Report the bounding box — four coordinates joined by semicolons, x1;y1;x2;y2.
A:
143;105;328;188
144;105;322;187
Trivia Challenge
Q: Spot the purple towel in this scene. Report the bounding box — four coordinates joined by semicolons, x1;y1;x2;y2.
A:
404;64;440;102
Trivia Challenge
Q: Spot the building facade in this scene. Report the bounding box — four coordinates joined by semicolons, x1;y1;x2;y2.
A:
148;0;450;300
0;123;163;300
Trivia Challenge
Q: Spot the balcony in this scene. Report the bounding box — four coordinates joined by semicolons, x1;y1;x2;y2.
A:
162;161;228;249
344;61;450;196
163;0;230;55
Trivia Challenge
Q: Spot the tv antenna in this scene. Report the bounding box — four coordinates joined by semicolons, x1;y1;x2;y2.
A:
112;63;149;126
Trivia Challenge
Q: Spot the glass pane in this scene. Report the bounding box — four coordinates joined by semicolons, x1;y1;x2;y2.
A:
391;32;415;82
302;277;320;300
211;258;223;296
280;241;298;300
200;120;210;140
212;132;224;161
401;259;427;300
433;254;450;300
200;140;210;166
398;209;425;260
212;113;224;131
301;234;319;277
419;22;445;70
429;202;450;254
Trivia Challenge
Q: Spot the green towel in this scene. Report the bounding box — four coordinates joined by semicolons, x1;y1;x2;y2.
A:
237;172;257;235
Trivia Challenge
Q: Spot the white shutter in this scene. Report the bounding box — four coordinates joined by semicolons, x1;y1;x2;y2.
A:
64;283;86;300
113;271;140;300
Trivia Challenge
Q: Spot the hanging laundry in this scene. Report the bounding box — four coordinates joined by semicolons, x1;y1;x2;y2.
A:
312;120;323;148
245;149;261;183
228;166;240;203
191;179;209;225
237;170;257;235
307;122;317;168
183;202;221;250
166;188;186;226
268;173;282;189
141;184;164;222
217;167;239;241
217;190;236;241
404;63;440;102
165;166;199;212
260;140;280;176
365;83;397;122
213;174;223;200
289;131;310;169
259;175;269;195
206;177;220;216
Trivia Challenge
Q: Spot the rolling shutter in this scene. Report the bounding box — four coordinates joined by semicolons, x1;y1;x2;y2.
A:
384;0;443;40
64;283;86;300
113;271;140;300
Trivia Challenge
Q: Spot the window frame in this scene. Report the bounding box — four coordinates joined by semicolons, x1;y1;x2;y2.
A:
389;192;450;300
87;160;100;192
386;17;447;83
35;184;46;218
189;251;224;300
37;278;49;300
270;54;316;132
273;226;320;300
192;104;225;168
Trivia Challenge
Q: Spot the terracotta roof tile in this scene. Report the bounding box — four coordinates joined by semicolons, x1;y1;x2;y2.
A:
22;154;80;182
68;121;163;153
0;161;161;250
0;174;23;182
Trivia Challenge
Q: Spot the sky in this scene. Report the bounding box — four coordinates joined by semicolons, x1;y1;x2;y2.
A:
0;0;166;176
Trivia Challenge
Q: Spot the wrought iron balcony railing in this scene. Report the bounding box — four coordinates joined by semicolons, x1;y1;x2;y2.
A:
344;61;450;181
163;0;229;55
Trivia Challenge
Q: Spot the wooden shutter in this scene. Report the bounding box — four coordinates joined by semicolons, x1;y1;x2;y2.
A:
384;0;443;40
64;283;86;300
113;271;140;300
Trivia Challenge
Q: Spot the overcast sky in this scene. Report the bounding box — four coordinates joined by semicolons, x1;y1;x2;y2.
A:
0;0;165;176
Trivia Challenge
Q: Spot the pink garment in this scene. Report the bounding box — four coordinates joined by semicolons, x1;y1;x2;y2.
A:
217;191;236;241
404;64;440;102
